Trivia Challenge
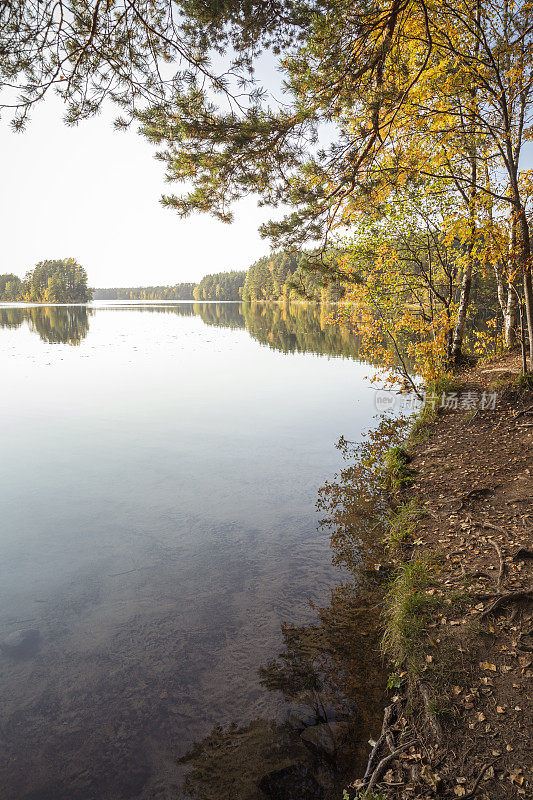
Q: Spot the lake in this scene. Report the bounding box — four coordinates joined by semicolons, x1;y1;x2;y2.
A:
0;302;386;800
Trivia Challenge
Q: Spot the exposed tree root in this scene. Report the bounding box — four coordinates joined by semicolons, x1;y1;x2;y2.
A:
513;403;533;419
480;589;533;620
419;682;443;743
364;739;419;795
362;701;399;784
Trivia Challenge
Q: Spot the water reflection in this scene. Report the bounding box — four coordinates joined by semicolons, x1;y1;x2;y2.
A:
0;301;365;360
194;302;364;359
177;423;411;800
179;600;386;798
0;303;399;799
0;305;92;345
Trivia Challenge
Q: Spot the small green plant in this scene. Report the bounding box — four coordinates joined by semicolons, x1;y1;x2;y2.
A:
428;698;453;718
515;372;533;391
383;445;415;492
387;663;407;690
431;374;463;396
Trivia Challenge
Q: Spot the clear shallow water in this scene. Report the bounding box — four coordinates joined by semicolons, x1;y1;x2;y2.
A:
0;303;382;800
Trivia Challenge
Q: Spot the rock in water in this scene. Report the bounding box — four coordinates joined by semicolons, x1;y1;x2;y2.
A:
1;629;40;659
258;762;324;800
287;710;320;731
300;723;336;758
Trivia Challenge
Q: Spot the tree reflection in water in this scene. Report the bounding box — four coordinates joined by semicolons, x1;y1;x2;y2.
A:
179;416;411;800
0;302;416;372
0;301;415;797
0;301;368;359
0;305;92;345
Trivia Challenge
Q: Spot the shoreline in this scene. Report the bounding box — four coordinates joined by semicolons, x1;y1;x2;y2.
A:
349;352;532;799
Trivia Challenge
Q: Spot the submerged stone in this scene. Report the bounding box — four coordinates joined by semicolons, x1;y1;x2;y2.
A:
1;629;40;659
300;723;336;758
258;762;324;800
287;710;320;731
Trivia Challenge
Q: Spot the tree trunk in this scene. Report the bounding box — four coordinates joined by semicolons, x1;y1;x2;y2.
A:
452;197;476;363
505;220;519;348
523;267;533;371
504;285;518;348
517;208;533;371
452;255;473;363
493;261;518;348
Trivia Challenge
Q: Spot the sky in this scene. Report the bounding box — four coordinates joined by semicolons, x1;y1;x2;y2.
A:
0;97;276;288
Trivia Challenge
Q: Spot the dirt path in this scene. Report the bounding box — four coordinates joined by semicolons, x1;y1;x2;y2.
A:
351;354;532;799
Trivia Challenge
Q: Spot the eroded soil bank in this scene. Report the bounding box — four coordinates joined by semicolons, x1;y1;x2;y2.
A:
350;353;532;800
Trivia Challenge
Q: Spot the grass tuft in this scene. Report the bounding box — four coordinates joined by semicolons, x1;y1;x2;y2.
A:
382;552;441;674
388;498;427;549
383;446;415;493
515;372;533;391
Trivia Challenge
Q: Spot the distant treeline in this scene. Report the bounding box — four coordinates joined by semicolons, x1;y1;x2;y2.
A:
193;270;246;300
92;284;196;300
242;251;346;302
3;251;346;305
92;251;346;303
0;259;91;303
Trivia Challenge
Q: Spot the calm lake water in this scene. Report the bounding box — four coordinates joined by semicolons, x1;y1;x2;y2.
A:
0;302;385;800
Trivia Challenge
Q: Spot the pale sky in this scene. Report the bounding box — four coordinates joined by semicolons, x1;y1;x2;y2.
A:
0;96;276;288
3;88;530;290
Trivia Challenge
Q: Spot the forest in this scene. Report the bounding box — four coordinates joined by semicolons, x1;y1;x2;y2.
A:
192;270;247;300
0;260;91;303
91;275;247;302
92;283;196;300
91;256;345;302
242;250;346;302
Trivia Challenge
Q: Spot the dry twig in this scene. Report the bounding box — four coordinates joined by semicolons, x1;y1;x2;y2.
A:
461;758;501;799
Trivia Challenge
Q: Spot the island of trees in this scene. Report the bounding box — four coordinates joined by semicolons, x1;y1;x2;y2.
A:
0;259;91;303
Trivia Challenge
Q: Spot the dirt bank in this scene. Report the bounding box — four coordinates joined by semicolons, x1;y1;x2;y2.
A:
350;353;533;800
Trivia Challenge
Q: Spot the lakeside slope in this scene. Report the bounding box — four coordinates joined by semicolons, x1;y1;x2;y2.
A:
352;353;532;800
